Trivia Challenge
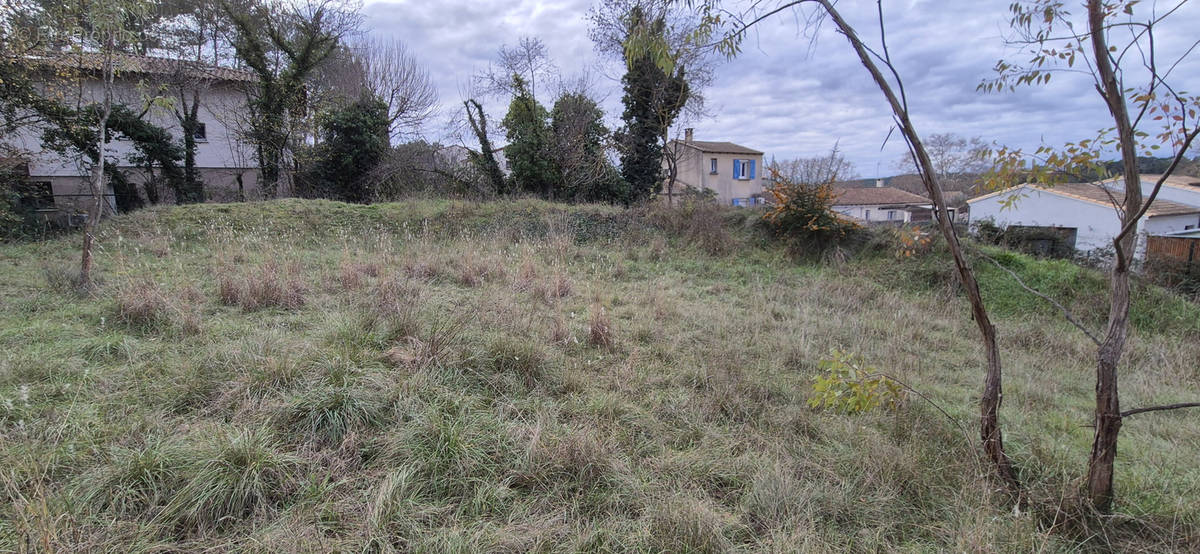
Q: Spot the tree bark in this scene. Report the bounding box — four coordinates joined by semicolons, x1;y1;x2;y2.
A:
80;37;116;289
819;0;1021;494
1085;0;1137;513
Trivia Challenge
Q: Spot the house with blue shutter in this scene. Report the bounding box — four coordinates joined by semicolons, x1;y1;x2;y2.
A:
662;129;765;206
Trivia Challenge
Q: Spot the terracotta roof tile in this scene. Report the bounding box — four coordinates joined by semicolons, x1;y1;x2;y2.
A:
671;139;763;155
832;186;930;206
1036;182;1200;217
28;52;257;83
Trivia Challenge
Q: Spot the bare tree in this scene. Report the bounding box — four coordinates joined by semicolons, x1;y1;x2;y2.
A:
773;146;859;186
650;0;1022;496
474;36;558;102
351;36;437;142
895;133;989;192
984;0;1200;512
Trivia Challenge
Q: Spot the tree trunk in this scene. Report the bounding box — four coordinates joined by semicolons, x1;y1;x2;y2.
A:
1085;0;1138;512
819;0;1021;495
81;38;115;289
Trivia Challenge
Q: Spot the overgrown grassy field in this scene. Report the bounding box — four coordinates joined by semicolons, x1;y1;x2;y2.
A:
1;198;1198;552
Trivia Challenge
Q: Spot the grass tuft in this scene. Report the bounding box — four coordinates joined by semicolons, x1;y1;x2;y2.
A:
277;385;389;447
159;427;300;533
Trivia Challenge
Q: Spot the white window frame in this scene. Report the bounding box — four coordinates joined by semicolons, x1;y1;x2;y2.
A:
710;158;718;174
737;159;748;180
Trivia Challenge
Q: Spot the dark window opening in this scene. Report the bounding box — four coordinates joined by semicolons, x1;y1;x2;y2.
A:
193;122;207;142
19;181;54;210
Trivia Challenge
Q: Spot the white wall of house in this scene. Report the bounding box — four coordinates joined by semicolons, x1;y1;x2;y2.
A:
833;204;912;223
2;74;261;208
967;185;1200;259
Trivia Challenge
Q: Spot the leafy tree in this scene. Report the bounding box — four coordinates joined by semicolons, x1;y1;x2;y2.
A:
616;6;689;204
550;90;626;203
301;94;389;203
463;99;507;196
984;0;1200;512
220;0;360;198
501;75;558;198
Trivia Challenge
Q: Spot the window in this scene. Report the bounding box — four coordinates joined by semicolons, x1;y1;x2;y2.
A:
864;209;871;221
710;158;718;174
18;181;54;210
733;158;756;180
887;210;896;220
192;122;207;142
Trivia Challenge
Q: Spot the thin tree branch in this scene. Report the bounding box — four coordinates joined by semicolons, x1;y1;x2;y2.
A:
979;252;1103;346
1121;402;1200;418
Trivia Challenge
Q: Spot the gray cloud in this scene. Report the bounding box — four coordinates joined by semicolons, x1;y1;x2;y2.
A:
365;0;1200;177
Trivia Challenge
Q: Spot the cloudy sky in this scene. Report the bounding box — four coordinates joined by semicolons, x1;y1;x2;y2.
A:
363;0;1200;178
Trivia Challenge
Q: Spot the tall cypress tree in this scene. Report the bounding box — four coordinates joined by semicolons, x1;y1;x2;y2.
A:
616;7;688;204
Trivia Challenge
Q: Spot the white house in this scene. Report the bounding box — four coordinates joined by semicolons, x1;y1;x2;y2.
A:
831;184;937;223
3;53;263;220
967;179;1200;260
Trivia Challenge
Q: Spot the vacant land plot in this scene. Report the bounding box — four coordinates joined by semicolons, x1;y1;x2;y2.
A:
1;199;1198;552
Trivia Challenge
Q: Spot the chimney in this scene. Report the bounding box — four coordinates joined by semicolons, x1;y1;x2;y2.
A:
684;128;694;142
875;178;884;188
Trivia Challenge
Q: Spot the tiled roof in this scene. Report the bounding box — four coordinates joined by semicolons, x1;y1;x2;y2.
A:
26;52;257;83
674;140;763;155
971;182;1200;218
1141;173;1200;190
1040;182;1200;217
832;186;930;206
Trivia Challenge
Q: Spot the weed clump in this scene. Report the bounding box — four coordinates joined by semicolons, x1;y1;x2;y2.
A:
75;439;187;518
277;385;389;447
486;337;547;388
114;279;171;328
217;261;306;311
159;427;300;533
588;305;614;348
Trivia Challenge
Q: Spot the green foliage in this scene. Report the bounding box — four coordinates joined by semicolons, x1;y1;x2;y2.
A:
300;95;390;203
617;6;689;204
809;350;904;414
762;165;859;250
464;99;508;195
550;91;628;203
502;75;559;198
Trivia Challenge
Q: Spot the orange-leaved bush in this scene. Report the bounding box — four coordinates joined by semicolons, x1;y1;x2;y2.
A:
762;165;858;248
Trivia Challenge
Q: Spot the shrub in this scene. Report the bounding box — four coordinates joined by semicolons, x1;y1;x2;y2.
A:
809;350;904;414
762;166;858;251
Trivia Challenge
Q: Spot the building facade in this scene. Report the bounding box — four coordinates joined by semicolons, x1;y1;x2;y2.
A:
663;129;765;206
3;54;264;222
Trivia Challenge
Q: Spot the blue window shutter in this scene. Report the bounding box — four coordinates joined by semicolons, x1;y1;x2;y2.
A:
748;160;756;180
733;159;741;179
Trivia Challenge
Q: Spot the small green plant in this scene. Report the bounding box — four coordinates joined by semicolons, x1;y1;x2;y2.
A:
809;350;904;413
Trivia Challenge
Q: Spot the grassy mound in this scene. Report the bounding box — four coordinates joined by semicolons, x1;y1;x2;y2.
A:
1;198;1197;551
